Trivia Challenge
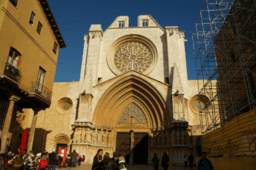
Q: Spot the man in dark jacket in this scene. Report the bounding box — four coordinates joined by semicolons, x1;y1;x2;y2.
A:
188;154;194;170
48;149;58;170
70;150;78;167
197;152;214;170
102;152;115;170
161;153;169;170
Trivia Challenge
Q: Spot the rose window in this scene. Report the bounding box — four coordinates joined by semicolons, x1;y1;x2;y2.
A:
195;102;203;110
114;42;153;73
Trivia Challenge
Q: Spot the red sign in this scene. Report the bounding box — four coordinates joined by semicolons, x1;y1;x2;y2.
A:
58;147;67;166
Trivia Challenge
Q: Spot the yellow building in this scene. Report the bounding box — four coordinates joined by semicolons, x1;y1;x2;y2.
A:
0;0;66;153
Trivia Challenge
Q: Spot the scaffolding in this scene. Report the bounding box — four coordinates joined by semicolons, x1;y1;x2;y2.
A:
192;0;256;135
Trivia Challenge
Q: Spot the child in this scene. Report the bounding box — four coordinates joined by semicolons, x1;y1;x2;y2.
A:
117;156;127;170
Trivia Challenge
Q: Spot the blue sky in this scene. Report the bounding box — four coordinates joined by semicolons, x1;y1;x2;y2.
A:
49;0;203;82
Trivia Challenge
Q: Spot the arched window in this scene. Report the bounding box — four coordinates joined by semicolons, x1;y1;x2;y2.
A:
142;20;148;27
7;47;21;67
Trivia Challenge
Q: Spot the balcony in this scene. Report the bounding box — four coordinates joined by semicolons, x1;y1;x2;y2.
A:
31;81;52;101
3;63;21;83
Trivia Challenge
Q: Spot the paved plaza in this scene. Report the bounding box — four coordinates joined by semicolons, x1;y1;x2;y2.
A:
57;164;196;170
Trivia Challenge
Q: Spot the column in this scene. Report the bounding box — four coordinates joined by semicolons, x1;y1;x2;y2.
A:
27;108;40;153
1;95;20;153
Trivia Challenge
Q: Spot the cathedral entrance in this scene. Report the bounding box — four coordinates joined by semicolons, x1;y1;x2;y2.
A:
133;133;148;164
116;132;148;164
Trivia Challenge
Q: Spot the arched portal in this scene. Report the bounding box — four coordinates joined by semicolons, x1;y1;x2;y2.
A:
92;74;169;164
92;74;169;130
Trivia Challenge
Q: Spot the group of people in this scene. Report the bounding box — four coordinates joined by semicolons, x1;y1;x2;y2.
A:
92;150;170;170
91;149;126;170
0;149;86;170
0;148;214;170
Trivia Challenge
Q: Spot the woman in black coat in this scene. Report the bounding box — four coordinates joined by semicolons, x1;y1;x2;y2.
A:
102;152;115;170
92;149;103;170
152;153;160;170
161;153;169;170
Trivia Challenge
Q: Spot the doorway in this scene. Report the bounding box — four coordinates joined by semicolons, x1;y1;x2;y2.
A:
133;133;148;164
116;133;130;163
116;132;148;164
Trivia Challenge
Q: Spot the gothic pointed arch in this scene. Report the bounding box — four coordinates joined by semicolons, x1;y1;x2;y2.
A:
92;73;169;129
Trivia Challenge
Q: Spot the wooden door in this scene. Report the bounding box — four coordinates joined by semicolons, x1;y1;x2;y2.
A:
116;133;130;163
133;133;148;164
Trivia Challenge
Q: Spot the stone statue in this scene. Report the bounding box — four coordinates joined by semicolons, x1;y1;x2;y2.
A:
177;132;180;145
98;133;101;145
172;131;176;145
73;129;77;143
157;134;161;145
162;133;166;146
102;132;106;145
180;131;184;145
86;132;91;143
92;132;96;145
107;133;111;146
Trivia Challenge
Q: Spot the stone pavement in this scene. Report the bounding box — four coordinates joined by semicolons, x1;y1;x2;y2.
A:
57;164;196;170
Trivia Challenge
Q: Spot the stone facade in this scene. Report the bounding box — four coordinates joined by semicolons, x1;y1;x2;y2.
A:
26;15;216;165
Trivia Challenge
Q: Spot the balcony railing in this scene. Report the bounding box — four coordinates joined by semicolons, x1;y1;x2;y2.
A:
31;81;52;101
3;63;21;83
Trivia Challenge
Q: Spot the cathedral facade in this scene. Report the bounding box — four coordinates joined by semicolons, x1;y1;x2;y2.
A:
27;15;209;165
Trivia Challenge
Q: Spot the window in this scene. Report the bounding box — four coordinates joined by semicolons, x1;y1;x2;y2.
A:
53;42;58;54
29;12;35;25
7;47;21;67
36;67;46;92
98;77;102;83
119;22;124;27
165;77;169;84
36;22;42;34
9;0;18;7
142;20;148;27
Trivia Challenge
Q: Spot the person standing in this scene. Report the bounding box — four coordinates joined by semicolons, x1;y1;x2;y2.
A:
38;154;48;170
70;150;78;168
81;155;85;166
196;152;214;170
152;153;160;170
48;149;58;170
102;152;114;170
66;154;71;167
184;154;188;168
92;149;103;170
161;153;169;170
77;155;81;166
188;155;194;170
12;154;24;170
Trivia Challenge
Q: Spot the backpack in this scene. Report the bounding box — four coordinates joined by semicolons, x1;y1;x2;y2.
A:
38;159;48;169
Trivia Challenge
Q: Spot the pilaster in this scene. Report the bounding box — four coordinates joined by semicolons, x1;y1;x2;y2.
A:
82;25;103;94
165;26;188;96
79;34;89;88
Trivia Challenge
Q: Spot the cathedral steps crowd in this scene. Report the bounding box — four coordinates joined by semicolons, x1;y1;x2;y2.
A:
0;148;213;170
